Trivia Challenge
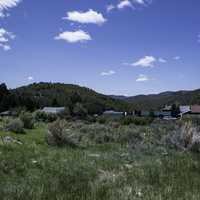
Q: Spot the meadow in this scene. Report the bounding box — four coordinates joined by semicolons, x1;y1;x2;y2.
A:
1;115;200;200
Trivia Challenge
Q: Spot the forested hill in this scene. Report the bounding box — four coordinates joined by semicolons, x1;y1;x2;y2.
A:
0;82;129;113
111;89;200;110
1;82;200;113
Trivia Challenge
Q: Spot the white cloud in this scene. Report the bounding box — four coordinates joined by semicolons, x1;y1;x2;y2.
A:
100;70;116;76
158;58;167;63
106;4;115;12
132;56;156;67
117;0;133;9
0;28;15;51
27;76;34;81
55;30;91;43
0;0;21;17
136;74;149;82
173;56;181;60
133;0;145;4
0;0;21;10
198;34;200;43
64;9;107;25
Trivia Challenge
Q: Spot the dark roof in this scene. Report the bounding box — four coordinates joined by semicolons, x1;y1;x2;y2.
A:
191;105;200;114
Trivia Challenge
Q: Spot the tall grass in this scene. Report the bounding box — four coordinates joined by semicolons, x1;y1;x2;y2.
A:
1;120;200;199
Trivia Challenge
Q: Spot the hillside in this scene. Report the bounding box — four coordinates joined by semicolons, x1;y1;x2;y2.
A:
7;82;129;113
111;89;200;110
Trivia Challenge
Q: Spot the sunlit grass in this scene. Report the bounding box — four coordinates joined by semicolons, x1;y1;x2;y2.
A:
1;121;200;199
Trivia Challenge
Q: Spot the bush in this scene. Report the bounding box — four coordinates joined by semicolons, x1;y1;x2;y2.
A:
46;120;79;147
97;116;107;124
73;103;88;119
34;111;58;122
182;115;200;126
20;112;34;129
5;118;24;134
163;122;200;152
120;116;154;126
80;123;117;144
58;107;71;120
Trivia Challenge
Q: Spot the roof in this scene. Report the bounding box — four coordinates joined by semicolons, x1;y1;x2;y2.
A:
41;107;65;114
180;106;190;114
103;110;123;115
154;111;171;117
162;105;172;111
0;111;11;115
190;105;200;114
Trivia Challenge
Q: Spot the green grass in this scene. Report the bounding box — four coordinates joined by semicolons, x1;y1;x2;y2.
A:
1;121;200;199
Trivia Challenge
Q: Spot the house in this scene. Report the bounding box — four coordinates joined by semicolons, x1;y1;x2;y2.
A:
0;111;11;117
179;105;191;117
162;105;172;112
41;107;65;114
190;105;200;115
154;111;172;118
141;111;150;117
103;110;124;117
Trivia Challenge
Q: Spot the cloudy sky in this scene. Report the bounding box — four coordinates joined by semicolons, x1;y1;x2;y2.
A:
0;0;200;96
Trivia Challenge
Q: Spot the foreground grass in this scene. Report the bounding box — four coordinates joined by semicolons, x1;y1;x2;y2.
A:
1;123;200;199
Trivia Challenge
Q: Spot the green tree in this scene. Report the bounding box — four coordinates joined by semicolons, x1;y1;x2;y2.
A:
73;103;88;118
171;104;180;118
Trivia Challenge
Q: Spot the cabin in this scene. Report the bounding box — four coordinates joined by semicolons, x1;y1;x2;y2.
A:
0;111;11;117
41;107;65;114
190;105;200;115
103;110;124;118
141;111;150;117
179;105;191;117
154;111;172;118
162;105;172;112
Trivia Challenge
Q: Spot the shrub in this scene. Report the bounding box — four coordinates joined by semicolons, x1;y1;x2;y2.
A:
163;122;200;152
120;116;154;126
73;103;88;119
97;116;107;124
5;118;24;134
20;112;34;129
182;115;200;126
120;116;134;126
34;111;58;122
80;123;117;144
58;107;71;120
46;120;79;147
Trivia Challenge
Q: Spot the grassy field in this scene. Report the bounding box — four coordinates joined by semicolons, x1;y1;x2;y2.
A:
1;119;200;200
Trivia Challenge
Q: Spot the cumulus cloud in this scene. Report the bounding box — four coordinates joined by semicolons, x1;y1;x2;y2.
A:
117;0;133;9
64;9;106;25
0;0;21;17
133;0;145;4
55;30;91;43
132;56;156;67
0;28;15;51
100;70;116;76
136;74;149;82
106;4;115;12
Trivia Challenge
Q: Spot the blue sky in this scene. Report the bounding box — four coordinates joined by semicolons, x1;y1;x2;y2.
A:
0;0;200;96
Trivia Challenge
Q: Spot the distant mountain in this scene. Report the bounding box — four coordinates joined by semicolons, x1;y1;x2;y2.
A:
111;89;200;110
